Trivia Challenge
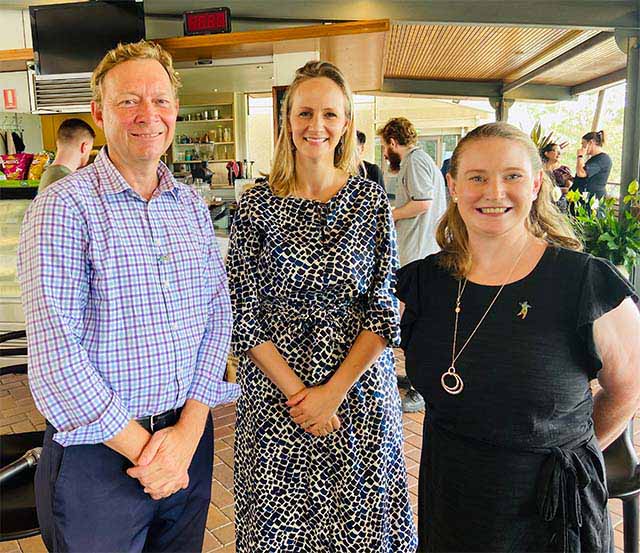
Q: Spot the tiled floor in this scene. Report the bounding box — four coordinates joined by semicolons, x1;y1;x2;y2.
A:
1;351;638;553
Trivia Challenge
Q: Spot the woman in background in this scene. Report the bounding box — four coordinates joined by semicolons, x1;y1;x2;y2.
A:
541;142;572;211
540;142;572;192
573;130;612;199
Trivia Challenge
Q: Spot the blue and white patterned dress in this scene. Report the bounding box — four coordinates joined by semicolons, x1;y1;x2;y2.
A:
227;177;417;552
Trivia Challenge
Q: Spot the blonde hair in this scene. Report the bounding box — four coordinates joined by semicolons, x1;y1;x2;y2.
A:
437;122;582;278
91;40;181;106
269;61;358;197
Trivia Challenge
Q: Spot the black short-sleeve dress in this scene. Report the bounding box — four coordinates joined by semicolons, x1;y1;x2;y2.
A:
396;246;638;552
227;178;417;552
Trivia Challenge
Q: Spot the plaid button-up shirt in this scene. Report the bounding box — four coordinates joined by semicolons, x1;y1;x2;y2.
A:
18;148;238;446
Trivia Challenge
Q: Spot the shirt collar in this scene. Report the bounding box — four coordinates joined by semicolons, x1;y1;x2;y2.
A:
95;146;180;201
400;145;421;169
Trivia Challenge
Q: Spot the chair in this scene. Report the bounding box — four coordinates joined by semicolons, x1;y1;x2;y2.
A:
604;420;640;553
0;329;42;542
0;330;27;375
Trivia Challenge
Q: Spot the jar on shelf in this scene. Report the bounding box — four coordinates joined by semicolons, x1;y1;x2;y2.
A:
223;128;231;142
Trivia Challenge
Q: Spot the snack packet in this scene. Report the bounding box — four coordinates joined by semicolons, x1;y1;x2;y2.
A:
27;153;50;180
1;153;34;180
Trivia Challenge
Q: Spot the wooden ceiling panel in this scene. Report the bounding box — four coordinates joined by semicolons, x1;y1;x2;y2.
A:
530;37;626;86
384;24;597;82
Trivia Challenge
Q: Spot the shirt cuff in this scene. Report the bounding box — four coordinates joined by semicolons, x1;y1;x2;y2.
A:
53;392;130;447
187;379;241;407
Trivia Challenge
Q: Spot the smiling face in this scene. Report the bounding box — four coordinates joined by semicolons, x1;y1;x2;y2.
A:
91;59;178;172
288;76;349;164
447;137;542;241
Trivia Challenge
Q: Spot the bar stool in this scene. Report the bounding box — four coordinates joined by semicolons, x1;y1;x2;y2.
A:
0;330;42;542
604;420;640;553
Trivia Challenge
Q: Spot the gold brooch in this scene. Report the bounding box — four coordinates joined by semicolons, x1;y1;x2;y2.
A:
517;301;531;319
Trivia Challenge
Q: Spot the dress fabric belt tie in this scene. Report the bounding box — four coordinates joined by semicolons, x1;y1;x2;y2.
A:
537;446;592;552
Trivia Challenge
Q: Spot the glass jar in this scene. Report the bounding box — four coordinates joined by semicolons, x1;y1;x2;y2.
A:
223;128;231;142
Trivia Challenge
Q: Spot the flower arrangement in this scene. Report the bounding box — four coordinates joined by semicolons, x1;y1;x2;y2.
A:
566;180;640;275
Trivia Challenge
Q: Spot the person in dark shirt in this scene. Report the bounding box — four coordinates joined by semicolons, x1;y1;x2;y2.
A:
357;130;385;189
573;130;612;199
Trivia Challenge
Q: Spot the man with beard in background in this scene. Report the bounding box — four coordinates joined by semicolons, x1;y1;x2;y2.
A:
377;117;447;413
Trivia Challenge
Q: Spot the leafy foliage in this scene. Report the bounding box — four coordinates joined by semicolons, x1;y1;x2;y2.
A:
566;180;640;273
530;121;568;151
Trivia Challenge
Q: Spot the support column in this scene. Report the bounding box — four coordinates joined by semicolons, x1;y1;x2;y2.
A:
619;35;640;206
591;89;606;132
616;31;640;288
489;97;515;122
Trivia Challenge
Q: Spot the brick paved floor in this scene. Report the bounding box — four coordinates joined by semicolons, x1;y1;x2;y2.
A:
1;351;638;552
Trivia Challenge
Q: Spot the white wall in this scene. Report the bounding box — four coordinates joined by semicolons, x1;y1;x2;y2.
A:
0;71;31;113
0;9;30;50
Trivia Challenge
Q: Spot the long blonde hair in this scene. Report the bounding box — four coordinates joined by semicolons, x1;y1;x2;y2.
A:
437;122;582;278
269;61;358;197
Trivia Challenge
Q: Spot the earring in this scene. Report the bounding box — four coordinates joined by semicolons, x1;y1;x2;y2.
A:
453;195;458;203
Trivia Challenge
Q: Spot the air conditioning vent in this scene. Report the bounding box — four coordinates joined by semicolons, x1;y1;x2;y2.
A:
29;71;93;114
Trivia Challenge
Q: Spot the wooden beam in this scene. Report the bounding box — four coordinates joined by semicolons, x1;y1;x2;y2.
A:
503;29;591;81
157;19;390;62
0;48;34;73
382;78;573;101
502;32;614;93
570;68;627;95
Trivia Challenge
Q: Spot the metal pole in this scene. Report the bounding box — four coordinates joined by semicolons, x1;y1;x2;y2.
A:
620;36;640;209
591;89;606;132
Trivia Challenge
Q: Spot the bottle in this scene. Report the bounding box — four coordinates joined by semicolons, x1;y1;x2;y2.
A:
223;127;231;142
203;131;210;143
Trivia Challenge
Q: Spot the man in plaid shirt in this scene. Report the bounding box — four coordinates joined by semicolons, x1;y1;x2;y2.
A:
18;40;238;553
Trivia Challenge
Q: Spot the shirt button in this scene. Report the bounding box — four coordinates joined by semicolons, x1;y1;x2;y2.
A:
171;323;179;330
163;280;170;288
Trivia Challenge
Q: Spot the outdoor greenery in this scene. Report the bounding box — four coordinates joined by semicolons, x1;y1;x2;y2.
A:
529;121;566;151
511;84;626;185
566;180;640;274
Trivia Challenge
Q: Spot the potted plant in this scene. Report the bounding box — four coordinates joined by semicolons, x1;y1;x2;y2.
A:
566;180;640;277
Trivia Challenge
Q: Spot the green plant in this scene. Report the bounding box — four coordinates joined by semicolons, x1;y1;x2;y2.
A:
566;180;640;274
530;121;568;151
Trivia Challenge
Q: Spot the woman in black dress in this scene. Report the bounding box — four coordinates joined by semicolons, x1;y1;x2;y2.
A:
396;122;640;552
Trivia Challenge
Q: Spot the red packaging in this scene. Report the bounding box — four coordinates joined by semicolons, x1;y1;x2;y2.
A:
1;153;34;180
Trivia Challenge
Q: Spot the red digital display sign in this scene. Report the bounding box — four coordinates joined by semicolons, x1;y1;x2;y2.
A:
183;8;231;36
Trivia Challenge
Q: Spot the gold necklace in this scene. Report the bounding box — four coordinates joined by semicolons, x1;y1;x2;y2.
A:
441;239;530;395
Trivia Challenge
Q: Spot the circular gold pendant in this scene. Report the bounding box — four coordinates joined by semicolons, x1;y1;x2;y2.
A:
441;366;464;395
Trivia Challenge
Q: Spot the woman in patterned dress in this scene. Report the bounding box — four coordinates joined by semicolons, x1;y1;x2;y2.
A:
226;61;417;552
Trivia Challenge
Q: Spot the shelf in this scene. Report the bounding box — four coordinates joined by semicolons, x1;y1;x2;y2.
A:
175;159;235;164
176;118;233;123
0;179;39;188
174;142;234;146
